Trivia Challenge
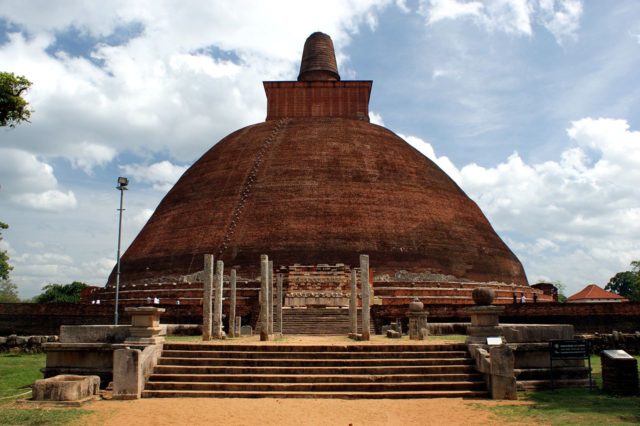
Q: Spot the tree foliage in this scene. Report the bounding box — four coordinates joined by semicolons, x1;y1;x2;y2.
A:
33;281;88;304
0;279;19;303
552;280;567;303
0;222;11;281
605;268;640;302
0;72;33;128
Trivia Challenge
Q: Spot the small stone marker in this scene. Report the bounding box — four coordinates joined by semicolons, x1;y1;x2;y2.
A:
235;316;242;336
240;325;253;336
602;349;638;395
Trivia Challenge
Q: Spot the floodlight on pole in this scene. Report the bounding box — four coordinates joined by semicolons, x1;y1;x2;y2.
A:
114;176;128;325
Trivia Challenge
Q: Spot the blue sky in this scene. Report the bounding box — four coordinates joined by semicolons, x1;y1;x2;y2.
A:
1;0;639;298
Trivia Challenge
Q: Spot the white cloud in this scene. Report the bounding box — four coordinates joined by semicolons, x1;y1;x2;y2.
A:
369;111;385;126
420;0;582;43
120;160;189;191
398;133;462;183
0;148;77;211
67;142;117;174
538;0;583;44
422;0;483;24
12;190;78;212
132;208;154;226
400;117;640;293
0;1;398;162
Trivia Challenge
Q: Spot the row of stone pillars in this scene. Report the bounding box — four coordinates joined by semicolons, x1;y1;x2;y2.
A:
202;253;371;341
202;254;243;340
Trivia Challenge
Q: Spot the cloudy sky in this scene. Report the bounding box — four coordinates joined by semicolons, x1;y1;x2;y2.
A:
1;0;639;299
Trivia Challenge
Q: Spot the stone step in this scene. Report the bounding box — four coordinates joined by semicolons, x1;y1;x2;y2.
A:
143;381;486;392
162;343;468;352
144;342;486;399
514;367;591;381
142;389;489;399
157;357;474;367
153;364;478;376
516;378;592;391
160;350;469;359
148;373;483;383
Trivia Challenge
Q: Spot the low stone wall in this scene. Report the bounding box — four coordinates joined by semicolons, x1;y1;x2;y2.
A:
0;335;58;353
2;301;639;335
375;302;640;333
576;332;640;355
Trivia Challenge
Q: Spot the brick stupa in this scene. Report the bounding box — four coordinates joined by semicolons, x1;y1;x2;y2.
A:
107;32;529;291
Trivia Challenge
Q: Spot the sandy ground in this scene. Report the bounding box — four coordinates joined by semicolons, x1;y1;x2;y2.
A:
69;397;532;426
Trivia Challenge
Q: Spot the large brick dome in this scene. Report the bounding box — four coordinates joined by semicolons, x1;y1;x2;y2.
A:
110;33;528;286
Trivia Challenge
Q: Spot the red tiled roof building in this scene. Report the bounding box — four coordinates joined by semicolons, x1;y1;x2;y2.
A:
567;284;628;303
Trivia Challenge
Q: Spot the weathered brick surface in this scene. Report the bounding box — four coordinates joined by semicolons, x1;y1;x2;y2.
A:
264;81;371;121
109;116;527;286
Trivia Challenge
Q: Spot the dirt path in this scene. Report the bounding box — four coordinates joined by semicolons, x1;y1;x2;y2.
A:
73;397;532;426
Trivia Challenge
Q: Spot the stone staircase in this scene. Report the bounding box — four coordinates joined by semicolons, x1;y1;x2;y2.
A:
143;343;488;398
272;308;375;335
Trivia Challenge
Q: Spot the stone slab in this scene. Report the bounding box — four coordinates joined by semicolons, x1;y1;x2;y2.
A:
32;374;100;402
59;325;130;344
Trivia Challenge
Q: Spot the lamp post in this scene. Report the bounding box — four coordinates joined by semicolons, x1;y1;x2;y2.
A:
114;176;128;325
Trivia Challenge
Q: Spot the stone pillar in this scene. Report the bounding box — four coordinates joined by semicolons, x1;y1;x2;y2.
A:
408;297;428;340
465;288;505;345
268;260;274;335
360;254;370;341
349;269;358;335
125;306;166;345
229;269;237;338
202;254;214;341
260;255;270;341
489;345;517;400
213;260;224;339
276;273;283;334
235;316;242;336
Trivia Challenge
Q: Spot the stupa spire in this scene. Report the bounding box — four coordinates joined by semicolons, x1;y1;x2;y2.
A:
297;32;340;82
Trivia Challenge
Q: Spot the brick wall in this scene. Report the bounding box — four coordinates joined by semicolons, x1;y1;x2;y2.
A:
2;301;638;335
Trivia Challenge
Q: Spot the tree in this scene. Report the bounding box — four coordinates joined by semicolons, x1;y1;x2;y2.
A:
0;279;19;303
0;72;32;128
34;281;88;304
0;221;11;281
545;280;568;303
605;268;640;302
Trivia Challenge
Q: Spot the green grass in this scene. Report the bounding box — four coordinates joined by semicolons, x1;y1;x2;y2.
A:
0;353;91;425
429;334;466;342
0;407;90;425
165;334;203;342
485;354;640;425
0;353;45;401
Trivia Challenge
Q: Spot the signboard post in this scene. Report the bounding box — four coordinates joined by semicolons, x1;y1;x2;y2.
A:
549;339;592;390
